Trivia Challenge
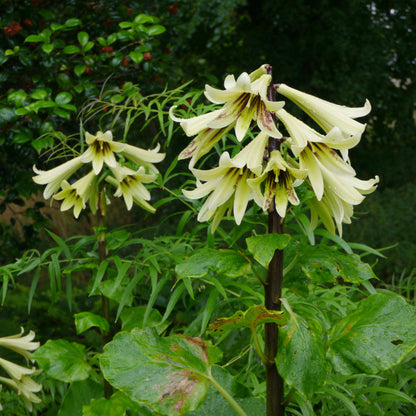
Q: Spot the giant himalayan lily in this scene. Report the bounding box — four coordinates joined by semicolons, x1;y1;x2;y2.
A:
173;115;233;169
183;152;258;231
299;142;378;235
120;142;165;174
107;165;157;212
0;375;42;412
0;328;40;361
33;155;84;199
248;149;307;217
276;83;371;160
276;108;361;157
170;65;285;167
0;357;38;381
53;170;98;218
80;130;125;174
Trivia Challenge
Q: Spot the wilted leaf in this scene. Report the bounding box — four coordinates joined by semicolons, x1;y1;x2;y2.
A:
100;329;222;415
328;293;416;374
209;305;285;335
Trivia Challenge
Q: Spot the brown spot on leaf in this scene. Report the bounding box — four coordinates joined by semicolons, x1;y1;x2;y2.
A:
158;369;199;413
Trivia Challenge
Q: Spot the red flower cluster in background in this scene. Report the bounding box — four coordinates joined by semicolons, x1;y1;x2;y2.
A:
4;21;22;37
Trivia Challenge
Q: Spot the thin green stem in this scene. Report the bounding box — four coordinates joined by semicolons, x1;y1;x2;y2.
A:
251;327;269;365
208;375;249;416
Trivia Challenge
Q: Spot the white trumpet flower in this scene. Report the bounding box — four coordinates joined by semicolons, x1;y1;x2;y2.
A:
80;130;125;175
53;170;98;218
33;156;84;199
248;150;307;217
0;328;40;361
299;143;378;235
0;375;42;412
183;152;256;230
277;84;370;159
120;143;165;174
107;165;157;212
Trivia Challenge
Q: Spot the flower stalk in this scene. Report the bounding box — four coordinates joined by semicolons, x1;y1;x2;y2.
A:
264;67;285;416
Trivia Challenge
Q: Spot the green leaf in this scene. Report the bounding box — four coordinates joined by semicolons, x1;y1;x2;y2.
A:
64;18;82;27
246;234;292;268
209;305;285;335
32;135;54;153
57;379;103;416
134;14;156;24
53;108;71;119
40;121;54;134
14;131;33;144
188;366;265;416
98;279;133;306
129;50;143;64
328;293;416;375
100;329;221;415
77;31;89;47
50;23;64;32
74;312;110;335
82;41;95;53
63;45;81;54
42;43;54;54
176;249;251;279
285;243;377;287
8;90;28;107
82;392;150;416
276;299;327;397
0;107;16;124
74;64;86;77
25;34;42;43
55;92;73;105
147;25;166;36
33;339;93;382
30;88;49;100
120;306;168;333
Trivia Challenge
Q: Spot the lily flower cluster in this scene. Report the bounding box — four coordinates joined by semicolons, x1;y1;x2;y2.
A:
0;328;41;411
33;131;165;217
171;64;378;235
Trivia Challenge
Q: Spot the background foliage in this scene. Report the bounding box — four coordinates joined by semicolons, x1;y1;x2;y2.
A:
1;0;415;414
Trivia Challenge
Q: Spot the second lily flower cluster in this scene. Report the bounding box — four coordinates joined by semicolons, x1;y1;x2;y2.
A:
0;328;41;411
33;131;165;218
171;64;379;235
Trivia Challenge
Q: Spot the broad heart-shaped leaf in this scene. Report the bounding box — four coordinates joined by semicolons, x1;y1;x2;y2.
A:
175;249;250;279
285;243;376;291
100;329;222;416
32;339;93;382
276;304;327;397
188;365;265;416
57;379;103;416
209;305;286;335
246;234;291;268
328;293;416;375
74;312;109;335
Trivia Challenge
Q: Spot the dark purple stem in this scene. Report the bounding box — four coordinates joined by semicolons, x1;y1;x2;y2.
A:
264;65;285;416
